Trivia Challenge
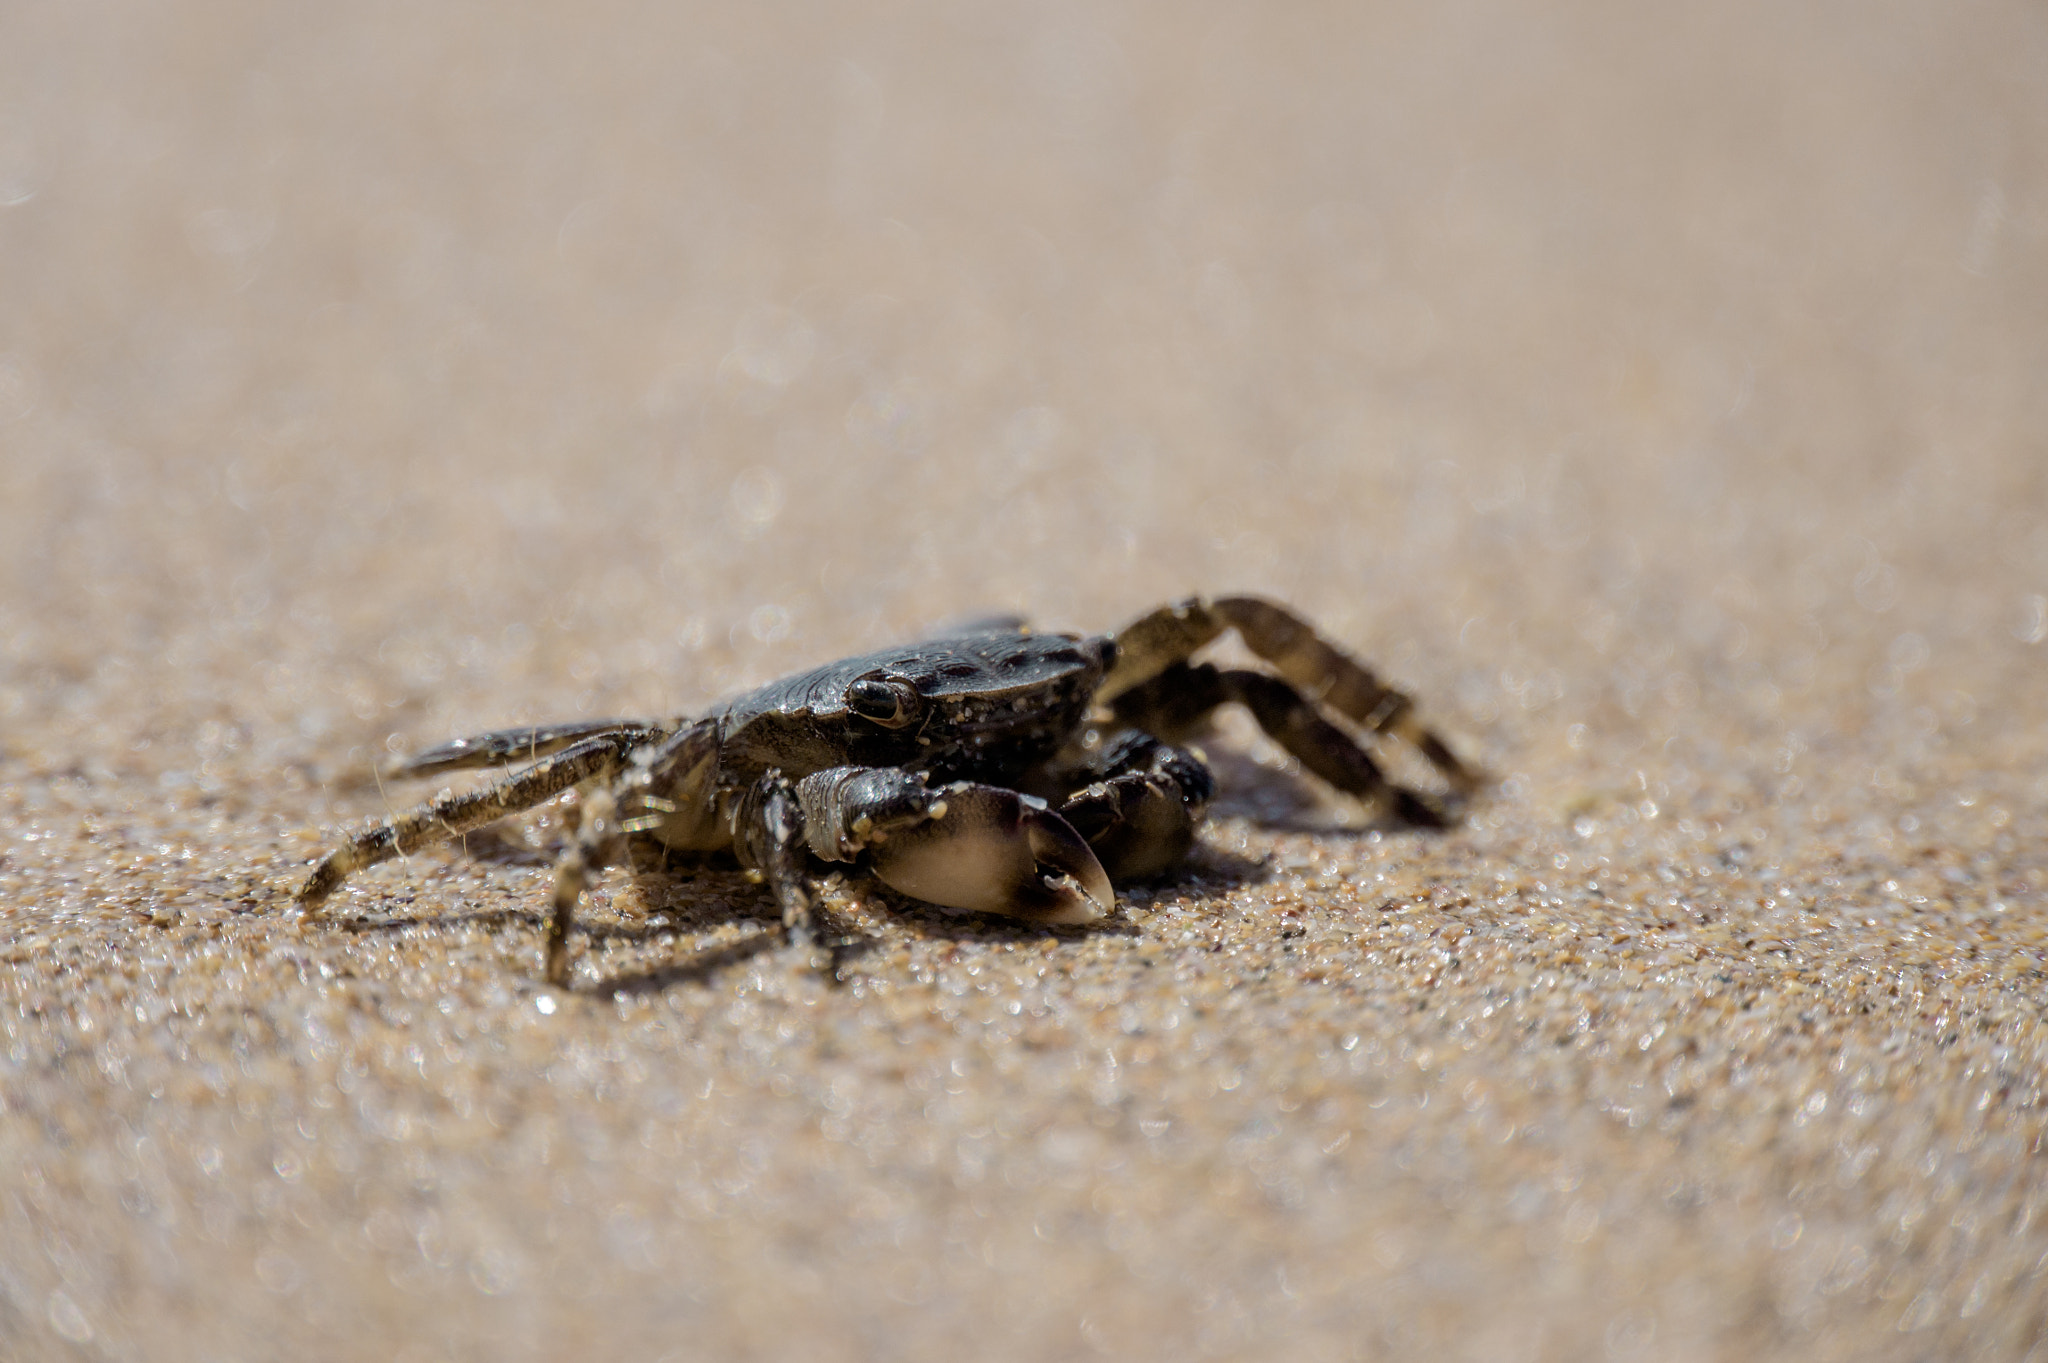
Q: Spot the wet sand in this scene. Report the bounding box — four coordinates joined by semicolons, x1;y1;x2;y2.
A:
2;2;2046;1359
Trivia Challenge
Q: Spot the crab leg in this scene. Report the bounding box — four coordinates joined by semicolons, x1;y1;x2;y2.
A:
1101;595;1478;795
543;787;628;985
540;720;723;987
389;719;666;778
294;731;646;913
1110;662;1449;826
730;774;821;952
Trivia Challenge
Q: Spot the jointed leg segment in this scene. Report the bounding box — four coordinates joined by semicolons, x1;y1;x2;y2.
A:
545;786;627;985
390;719;665;779
538;721;721;985
294;731;648;913
1102;596;1478;821
731;775;819;953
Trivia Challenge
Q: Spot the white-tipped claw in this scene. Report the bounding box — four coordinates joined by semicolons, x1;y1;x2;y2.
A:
865;783;1114;925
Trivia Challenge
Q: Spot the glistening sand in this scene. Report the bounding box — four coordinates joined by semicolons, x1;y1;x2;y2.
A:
2;3;2045;1359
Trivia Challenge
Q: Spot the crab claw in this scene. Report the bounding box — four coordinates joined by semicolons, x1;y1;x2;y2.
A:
865;783;1115;925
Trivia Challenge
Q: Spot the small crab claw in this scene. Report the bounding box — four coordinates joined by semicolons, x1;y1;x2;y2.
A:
865;783;1115;925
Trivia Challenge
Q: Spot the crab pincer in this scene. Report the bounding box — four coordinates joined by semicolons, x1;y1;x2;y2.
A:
862;783;1115;926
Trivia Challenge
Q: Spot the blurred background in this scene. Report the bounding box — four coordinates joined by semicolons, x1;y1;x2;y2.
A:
2;0;2046;1358
4;0;2040;766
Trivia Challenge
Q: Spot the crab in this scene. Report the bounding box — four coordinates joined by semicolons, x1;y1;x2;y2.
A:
293;597;1478;985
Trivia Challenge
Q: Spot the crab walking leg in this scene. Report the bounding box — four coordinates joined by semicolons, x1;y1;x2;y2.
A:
390;719;667;779
543;787;628;986
294;732;642;912
613;719;725;844
1101;595;1477;794
538;721;724;986
1110;662;1450;827
794;767;1115;925
730;774;820;951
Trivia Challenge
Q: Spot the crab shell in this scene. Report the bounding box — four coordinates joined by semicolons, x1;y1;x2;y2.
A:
665;630;1120;923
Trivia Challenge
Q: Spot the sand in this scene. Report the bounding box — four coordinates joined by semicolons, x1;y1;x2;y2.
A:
2;1;2046;1359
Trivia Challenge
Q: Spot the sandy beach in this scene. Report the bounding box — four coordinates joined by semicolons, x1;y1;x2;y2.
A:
2;2;2045;1358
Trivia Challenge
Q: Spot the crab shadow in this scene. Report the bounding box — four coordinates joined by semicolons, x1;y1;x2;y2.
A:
1197;747;1453;837
590;864;1148;996
322;874;837;994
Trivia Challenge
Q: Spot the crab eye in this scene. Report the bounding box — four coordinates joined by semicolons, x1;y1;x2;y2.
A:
846;675;922;728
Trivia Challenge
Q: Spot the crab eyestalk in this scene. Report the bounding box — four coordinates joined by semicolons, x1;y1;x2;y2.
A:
864;783;1114;925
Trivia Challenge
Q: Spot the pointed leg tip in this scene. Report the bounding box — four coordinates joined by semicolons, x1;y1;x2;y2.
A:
291;880;334;930
293;862;339;909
